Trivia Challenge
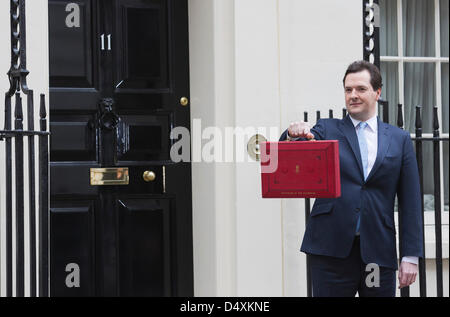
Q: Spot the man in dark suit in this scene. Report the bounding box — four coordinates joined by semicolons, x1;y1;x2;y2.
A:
280;61;423;297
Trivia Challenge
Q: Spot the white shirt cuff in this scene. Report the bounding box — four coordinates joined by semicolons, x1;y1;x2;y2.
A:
286;132;301;141
401;256;419;265
286;133;293;141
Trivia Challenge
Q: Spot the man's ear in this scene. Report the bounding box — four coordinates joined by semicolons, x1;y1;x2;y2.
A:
375;88;382;100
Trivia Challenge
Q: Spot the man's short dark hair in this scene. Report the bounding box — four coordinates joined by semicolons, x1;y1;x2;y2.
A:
343;60;383;91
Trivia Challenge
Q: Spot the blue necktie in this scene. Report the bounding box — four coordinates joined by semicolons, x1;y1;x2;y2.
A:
356;121;368;234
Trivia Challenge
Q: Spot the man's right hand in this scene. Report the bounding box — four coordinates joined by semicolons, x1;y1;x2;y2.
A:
288;121;315;140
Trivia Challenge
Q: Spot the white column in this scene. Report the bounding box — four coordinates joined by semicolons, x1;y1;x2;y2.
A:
189;0;237;296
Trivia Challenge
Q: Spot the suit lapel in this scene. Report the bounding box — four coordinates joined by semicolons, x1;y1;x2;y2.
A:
366;118;392;182
339;116;364;179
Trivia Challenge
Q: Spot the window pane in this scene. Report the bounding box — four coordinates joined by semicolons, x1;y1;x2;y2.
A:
443;63;449;134
441;0;449;57
403;0;435;57
404;62;436;133
380;62;399;126
380;0;398;56
420;142;436;205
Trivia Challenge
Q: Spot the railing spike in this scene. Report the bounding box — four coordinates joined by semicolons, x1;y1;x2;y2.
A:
415;105;422;130
14;92;23;122
433;106;440;132
39;94;46;119
397;104;404;129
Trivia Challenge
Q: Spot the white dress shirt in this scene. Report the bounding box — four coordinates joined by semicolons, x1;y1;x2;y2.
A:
349;115;378;177
350;114;418;266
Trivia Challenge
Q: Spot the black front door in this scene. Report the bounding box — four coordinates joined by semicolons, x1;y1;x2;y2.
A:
48;0;193;296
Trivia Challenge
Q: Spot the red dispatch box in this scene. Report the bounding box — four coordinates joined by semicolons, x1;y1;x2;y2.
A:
260;141;341;198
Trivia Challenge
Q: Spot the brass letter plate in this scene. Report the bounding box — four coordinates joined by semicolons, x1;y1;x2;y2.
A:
90;167;129;186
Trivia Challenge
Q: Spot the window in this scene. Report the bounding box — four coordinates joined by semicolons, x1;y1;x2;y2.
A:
380;0;449;213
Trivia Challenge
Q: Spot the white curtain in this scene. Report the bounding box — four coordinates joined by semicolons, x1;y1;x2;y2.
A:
403;0;436;133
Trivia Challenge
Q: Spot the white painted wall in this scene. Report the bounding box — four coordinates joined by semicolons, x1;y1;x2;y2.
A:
189;0;363;296
0;0;49;297
278;0;363;296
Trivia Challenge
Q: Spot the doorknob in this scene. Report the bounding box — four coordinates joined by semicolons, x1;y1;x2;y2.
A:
143;171;156;182
180;97;189;106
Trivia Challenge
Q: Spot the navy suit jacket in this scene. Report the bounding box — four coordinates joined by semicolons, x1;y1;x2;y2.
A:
280;116;424;270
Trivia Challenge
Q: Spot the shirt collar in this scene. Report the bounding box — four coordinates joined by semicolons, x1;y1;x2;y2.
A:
349;114;378;132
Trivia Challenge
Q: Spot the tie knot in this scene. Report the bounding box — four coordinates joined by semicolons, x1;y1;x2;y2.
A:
359;122;368;130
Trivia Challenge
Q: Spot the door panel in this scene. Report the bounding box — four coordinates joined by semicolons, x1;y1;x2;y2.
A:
50;200;97;296
117;113;172;162
112;0;174;112
50;115;97;161
118;198;172;296
51;165;99;196
49;0;96;88
113;0;171;92
49;0;101;113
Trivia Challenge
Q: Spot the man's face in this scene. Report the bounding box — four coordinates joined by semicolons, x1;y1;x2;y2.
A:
344;70;381;121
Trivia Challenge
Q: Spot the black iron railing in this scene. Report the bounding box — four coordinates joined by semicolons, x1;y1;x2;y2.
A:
303;105;448;297
0;0;50;297
363;0;381;69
